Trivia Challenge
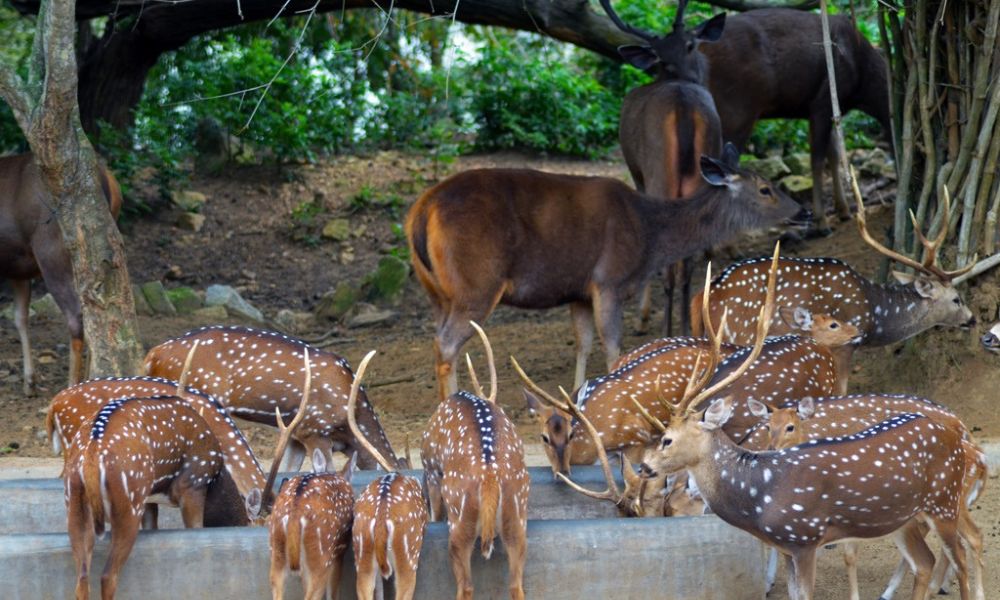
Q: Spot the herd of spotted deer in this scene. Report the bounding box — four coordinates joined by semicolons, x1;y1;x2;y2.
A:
2;2;997;600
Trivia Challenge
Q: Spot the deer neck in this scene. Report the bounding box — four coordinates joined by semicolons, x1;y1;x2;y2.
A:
826;345;858;395
686;429;775;530
639;191;743;276
861;282;935;345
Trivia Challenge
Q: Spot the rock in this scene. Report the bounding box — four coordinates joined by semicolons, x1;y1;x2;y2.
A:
30;294;62;319
275;309;317;334
177;212;207;232
346;303;398;328
315;283;359;321
132;284;154;316
339;249;355;265
785;153;811;176
205;284;264;323
0;303;35;321
778;175;814;202
857;148;896;179
37;353;56;365
141;281;177;316
352;224;368;238
321;218;352;241
170;190;208;212
192;305;229;321
363;256;410;304
742;156;791;180
166;287;203;314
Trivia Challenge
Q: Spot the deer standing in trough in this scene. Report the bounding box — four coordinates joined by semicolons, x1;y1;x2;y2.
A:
144;326;404;472
407;158;807;399
421;322;530;600
640;3;892;233
693;188;975;343
64;344;254;600
599;0;729;335
262;348;357;600
750;394;987;600
1;152;122;394
348;350;428;600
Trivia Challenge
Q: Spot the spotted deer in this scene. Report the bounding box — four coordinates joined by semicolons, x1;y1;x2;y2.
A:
749;394;987;600
144;326;404;472
348;350;428;600
406;161;808;399
693;189;975;344
421;322;530;600
256;349;357;600
64;344;251;600
1;152;123;394
599;0;728;335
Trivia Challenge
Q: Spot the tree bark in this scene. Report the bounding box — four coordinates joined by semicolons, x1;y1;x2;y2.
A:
0;0;144;377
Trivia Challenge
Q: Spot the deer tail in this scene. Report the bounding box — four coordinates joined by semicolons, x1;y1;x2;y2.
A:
45;408;62;456
285;514;304;572
81;448;107;536
374;516;393;578
479;470;500;559
966;447;988;507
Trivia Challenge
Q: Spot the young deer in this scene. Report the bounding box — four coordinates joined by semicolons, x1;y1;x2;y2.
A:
144;326;403;472
599;0;727;335
258;349;357;600
421;322;530;600
407;161;807;400
693;189;975;344
1;152;123;394
348;350;428;600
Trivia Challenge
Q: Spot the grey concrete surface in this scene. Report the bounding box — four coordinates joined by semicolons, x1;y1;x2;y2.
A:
0;517;766;600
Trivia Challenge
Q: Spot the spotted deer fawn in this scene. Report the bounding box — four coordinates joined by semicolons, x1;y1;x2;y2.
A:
144;326;404;472
693;189;975;344
406;160;808;399
64;344;251;600
421;322;530;600
346;350;428;600
1;152;123;394
600;0;728;335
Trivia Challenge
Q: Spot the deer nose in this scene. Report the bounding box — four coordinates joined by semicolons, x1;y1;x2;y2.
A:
638;463;657;479
964;315;978;328
981;332;999;351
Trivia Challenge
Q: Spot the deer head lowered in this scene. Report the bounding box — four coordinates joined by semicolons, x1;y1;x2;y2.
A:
421;322;530;600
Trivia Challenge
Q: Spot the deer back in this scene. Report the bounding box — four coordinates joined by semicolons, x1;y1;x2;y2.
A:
47;376;264;497
269;471;355;572
144;326;400;469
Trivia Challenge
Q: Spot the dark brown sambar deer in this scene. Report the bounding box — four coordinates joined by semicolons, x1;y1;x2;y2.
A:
406;160;807;399
1;152;122;394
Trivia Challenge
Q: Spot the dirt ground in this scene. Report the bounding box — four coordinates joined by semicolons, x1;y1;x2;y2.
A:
1;150;998;598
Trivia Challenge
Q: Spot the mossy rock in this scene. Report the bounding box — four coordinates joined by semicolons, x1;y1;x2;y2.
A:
141;281;177;316
315;283;359;321
363;256;410;304
166;287;203;314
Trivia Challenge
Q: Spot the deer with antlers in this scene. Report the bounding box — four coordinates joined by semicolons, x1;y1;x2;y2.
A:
637;256;982;600
693;187;975;345
144;326;404;472
64;344;254;600
421;322;530;600
348;350;428;600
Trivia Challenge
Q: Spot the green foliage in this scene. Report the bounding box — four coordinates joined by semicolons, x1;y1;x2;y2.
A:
349;185;406;217
288;198;324;246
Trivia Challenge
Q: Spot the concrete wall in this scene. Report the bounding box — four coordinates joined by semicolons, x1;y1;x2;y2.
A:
0;467;626;534
0;517;766;599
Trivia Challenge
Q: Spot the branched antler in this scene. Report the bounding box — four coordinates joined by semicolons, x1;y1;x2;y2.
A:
260;348;314;513
599;0;656;41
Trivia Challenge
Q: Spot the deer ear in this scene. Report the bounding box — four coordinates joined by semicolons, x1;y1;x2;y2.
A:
311;449;327;474
700;155;737;188
245;488;263;520
912;277;936;298
797;397;815;419
793;307;814;331
700;397;733;429
721;142;740;169
747;398;769;418
618;45;659;71
341;451;358;482
891;270;915;285
523;389;543;415
692;13;726;42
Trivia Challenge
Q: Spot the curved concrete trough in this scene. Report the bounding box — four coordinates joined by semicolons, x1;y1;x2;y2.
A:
0;517;764;599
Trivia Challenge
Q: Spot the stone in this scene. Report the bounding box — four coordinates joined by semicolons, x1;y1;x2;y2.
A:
785;153;812;176
742;156;791;180
321;218;352;241
346;303;398;328
141;281;177;316
170;190;208;212
858;148;896;179
30;294;61;319
275;309;317;334
352;224;368;238
192;305;229;321
339;249;355;265
362;256;410;304
778;175;814;202
315;283;359;321
205;284;264;323
177;212;206;232
132;285;154;316
165;287;203;314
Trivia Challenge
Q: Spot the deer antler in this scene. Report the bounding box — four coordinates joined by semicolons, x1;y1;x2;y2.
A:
175;340;201;396
674;0;690;31
599;0;655;41
510;356;566;410
260;348;314;513
853;168;973;281
346;350;396;472
629;376;667;433
553;387;625;506
467;321;497;403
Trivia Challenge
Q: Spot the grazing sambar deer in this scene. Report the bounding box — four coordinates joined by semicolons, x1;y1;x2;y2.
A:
1;152;122;394
637;4;892;233
693;189;975;345
421;323;530;600
144;326;404;472
599;0;727;335
407;156;807;399
348;351;428;600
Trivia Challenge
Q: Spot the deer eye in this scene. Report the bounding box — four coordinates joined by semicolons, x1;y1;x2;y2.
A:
953;298;961;305
661;437;673;449
785;424;795;433
541;434;551;445
830;322;839;329
760;187;772;196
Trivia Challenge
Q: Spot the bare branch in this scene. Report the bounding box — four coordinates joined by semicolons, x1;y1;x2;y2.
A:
0;66;33;131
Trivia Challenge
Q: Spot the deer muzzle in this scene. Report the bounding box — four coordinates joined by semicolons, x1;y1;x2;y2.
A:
981;332;1000;353
637;462;657;479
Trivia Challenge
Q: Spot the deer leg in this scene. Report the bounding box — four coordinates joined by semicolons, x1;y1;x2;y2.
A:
890;520;934;600
355;549;378;600
878;556;909;600
636;283;652;334
790;549;817;600
662;263;677;336
37;252;86;386
100;513;140;600
434;314;479;400
178;486;207;528
840;541;860;600
278;439;307;473
328;550;346;600
764;547;778;595
570;301;595;389
592;289;623;371
501;495;527;600
395;564;418;600
304;560;333;600
680;257;694;335
270;538;288;600
423;473;445;522
141;503;158;530
928;517;970;600
11;280;35;396
447;520;476;600
783;553;799;600
808;100;834;236
957;508;985;600
827;142;850;221
68;474;95;600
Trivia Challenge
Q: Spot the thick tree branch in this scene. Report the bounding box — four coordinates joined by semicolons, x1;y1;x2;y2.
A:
703;0;818;10
0;67;33;132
